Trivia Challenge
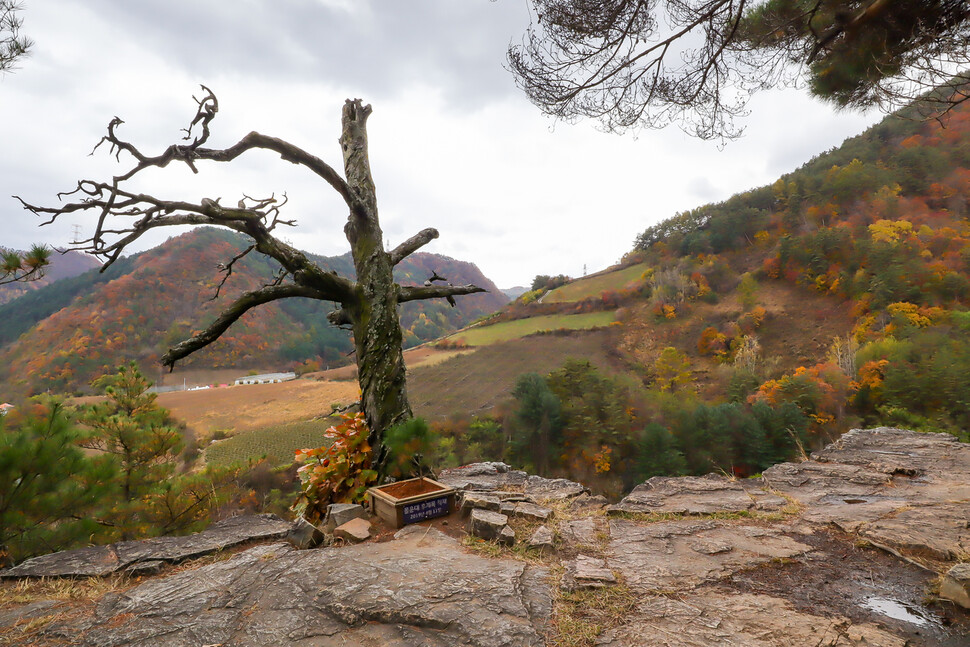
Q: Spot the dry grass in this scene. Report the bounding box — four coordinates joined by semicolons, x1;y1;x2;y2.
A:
157;379;358;439
548;583;640;647
0;574;132;607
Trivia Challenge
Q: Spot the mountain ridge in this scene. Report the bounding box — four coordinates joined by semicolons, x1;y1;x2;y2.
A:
0;227;506;396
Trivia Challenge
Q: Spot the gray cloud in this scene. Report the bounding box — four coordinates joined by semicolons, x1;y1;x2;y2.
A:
83;0;528;108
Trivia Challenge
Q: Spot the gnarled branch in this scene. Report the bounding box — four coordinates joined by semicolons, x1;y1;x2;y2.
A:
161;284;327;369
389;228;439;265
397;284;488;304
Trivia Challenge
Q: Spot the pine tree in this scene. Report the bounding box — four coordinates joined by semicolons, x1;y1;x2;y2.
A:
0;400;112;565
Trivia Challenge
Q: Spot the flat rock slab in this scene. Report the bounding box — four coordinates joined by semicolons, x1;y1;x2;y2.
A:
0;514;293;579
562;555;616;591
606;519;811;591
21;527;551;647
595;590;907;647
510;502;553;522
812;427;970;483
558;518;602;548
438;463;587;500
857;503;970;565
608;474;758;515
438;462;528;491
460;491;502;513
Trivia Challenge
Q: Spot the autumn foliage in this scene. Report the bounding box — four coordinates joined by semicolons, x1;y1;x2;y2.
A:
292;412;378;523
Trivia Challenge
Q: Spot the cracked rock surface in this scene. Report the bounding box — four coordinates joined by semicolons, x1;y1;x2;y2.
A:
16;527;550;647
0;514;293;579
2;428;968;646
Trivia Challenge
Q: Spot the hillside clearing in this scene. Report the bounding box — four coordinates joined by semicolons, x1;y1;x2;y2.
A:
447;311;616;346
543;264;648;303
409;329;631;420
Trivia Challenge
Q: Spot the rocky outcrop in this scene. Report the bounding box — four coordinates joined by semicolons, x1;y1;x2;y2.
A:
606;473;786;515
763;427;970;570
0;514;293;579
2;428;968;646
3;527;550;647
438;462;589;500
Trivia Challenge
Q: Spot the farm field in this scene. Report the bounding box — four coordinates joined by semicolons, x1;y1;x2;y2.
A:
542;263;648;303
303;345;475;382
409;329;629;420
446;311;616;346
157;379;358;438
205;418;337;466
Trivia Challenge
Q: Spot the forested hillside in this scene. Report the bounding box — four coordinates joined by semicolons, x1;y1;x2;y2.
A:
0;228;505;396
626;98;970;440
420;98;970;496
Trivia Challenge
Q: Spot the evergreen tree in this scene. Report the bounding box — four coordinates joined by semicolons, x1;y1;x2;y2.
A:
0;400;112;565
509;372;563;475
78;363;234;540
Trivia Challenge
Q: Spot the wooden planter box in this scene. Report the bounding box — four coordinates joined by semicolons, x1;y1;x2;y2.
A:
368;477;456;529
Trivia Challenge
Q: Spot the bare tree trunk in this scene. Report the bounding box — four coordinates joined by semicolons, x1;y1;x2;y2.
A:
20;89;488;481
339;99;412;472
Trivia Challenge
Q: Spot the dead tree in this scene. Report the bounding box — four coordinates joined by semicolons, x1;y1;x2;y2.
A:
18;87;486;472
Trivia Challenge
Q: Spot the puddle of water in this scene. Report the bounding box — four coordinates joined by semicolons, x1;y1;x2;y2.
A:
862;596;936;627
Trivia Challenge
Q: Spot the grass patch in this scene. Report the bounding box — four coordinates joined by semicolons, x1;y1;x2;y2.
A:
0;574;132;607
447;312;616;347
543;264;649;304
549;582;639;647
205;417;337;467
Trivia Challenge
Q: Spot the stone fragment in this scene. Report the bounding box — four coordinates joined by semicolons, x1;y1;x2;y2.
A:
324;503;366;533
511;502;553;522
939;562;970;609
568;492;608;510
0;514;293;579
334;517;371;544
524;475;588;500
558;518;600;547
494;492;533;503
460;491;502;514
562;555;617;591
286;515;325;549
499;525;516;546
468;508;509;541
500;502;517;516
527;526;555;553
125;560;166;576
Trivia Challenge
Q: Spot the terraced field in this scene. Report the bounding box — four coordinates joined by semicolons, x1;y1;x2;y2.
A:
446;311;616;346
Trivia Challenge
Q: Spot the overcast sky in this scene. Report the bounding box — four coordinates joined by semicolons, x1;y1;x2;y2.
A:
1;0;881;288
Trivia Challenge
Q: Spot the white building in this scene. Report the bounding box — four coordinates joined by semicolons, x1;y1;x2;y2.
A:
233;372;297;386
